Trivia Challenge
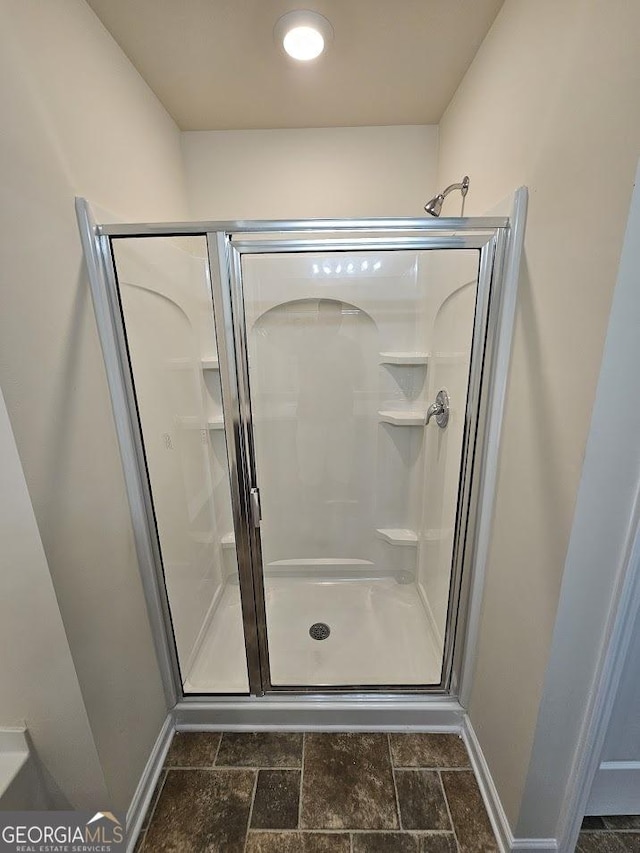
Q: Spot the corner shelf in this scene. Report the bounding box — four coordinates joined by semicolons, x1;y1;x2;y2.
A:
376;528;418;547
379;352;430;366
201;356;220;370
207;416;225;431
378;410;426;427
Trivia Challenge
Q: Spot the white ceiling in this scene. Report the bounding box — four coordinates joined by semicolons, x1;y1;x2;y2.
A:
86;0;504;131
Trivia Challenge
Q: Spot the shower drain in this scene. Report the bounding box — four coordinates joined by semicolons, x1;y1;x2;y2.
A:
309;622;331;641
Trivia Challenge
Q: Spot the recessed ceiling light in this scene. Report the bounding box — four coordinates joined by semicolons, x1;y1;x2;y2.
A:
274;11;334;62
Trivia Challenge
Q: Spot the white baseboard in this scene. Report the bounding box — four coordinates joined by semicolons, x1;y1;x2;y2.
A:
126;713;174;853
462;716;558;853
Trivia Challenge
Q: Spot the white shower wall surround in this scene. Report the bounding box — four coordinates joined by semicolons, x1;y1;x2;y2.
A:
113;237;477;691
243;250;477;667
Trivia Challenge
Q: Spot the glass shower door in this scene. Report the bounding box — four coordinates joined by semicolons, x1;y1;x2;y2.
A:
109;236;251;694
240;247;482;688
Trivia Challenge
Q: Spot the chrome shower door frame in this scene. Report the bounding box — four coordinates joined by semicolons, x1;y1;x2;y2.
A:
222;228;507;696
77;200;510;703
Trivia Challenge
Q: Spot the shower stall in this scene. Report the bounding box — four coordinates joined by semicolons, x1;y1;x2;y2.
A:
76;199;524;707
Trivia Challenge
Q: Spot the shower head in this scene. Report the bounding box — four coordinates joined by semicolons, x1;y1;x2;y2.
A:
424;194;445;217
424;176;470;217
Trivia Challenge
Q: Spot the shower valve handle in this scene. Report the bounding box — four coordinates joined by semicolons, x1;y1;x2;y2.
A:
425;389;450;429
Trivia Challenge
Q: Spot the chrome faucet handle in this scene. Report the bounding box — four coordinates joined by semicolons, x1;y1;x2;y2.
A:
425;401;441;424
425;389;450;428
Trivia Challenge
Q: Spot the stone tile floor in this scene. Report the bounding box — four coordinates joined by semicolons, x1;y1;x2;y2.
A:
135;732;499;852
578;816;640;852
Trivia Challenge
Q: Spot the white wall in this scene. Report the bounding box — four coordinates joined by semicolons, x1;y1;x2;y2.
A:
437;0;640;832
0;0;189;812
0;387;108;809
182;125;438;219
519;159;640;839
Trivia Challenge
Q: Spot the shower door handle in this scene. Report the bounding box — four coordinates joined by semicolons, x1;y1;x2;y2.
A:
425;389;450;429
250;487;262;528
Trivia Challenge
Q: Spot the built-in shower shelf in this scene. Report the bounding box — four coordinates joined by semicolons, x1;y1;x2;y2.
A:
201;356;220;370
378;410;426;427
379;352;430;366
207;416;225;430
221;532;236;549
376;528;418;546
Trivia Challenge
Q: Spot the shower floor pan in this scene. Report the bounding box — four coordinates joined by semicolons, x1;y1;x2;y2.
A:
183;576;443;694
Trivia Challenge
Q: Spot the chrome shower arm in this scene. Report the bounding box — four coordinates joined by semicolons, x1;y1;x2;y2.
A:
441;176;470;200
424;176;470;216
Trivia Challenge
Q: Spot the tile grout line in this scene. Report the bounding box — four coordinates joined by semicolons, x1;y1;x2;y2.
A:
212;731;223;766
240;828;462;835
167;764;268;773
242;769;259;853
600;827;640;833
388;733;403;831
580;829;637;833
297;732;306;830
163;764;301;771
393;765;470;771
439;770;461;853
